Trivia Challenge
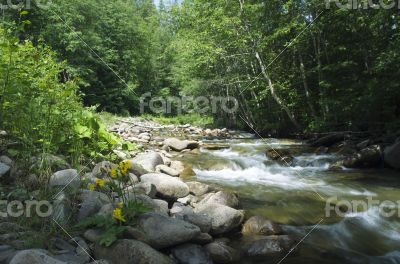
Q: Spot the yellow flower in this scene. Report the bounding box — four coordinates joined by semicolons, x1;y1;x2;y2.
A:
110;168;118;178
88;184;95;191
95;178;106;187
112;208;126;222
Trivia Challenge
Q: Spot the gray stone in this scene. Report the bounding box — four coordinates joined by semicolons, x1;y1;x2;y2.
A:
164;138;199;152
205;241;240;263
343;145;382;168
0;162;11;178
156;164;180;177
0;245;18;264
196;191;239;209
126;182;157;198
83;229;102;243
140;173;189;199
171;204;212;233
187;182;212;196
170;160;185;174
171;244;212;264
152;199;169;215
130;152;164;173
9;249;65;264
0;156;12;166
245;235;295;258
49;169;80;189
94;239;173;264
78;190;111;220
92;161;117;179
191;233;213;245
138;212;201;249
194;204;244;235
52;192;72;224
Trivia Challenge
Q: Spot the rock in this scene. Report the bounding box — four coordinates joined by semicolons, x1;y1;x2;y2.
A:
384;141;400;169
156;164;180;177
9;249;65;264
310;133;346;147
343;145;382;168
187;182;212;196
202;144;230;150
180;166;196;179
52;192;72;224
92;161;117;179
171;244;212;264
113;150;129;160
140;173;189;199
245;235;295;259
194;204;244;235
130;152;164;173
242;216;282;236
0;245;18;264
196;191;239;209
266;149;291;160
129;173;139;184
0;162;11;178
94;239;173;264
97;203;114;217
356;139;370;150
83;229;102;243
170;160;185;174
177;194;199;205
39;154;71;171
125;226;148;243
0;155;12;166
126;182;157;198
164;138;199;152
0;130;7;136
171;203;212;233
138;212;201;249
49;169;80;189
205;241;240;263
191;233;213;245
78;190;111;220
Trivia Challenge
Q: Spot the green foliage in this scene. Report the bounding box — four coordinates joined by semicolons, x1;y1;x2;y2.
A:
143;114;214;127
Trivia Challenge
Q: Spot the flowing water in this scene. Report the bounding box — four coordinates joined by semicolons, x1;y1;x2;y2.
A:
181;136;400;264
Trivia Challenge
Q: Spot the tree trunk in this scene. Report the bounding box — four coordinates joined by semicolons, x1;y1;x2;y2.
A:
298;52;317;119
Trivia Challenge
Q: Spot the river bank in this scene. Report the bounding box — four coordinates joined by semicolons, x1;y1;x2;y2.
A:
0;117;400;264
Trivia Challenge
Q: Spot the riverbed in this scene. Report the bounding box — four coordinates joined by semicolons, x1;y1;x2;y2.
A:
182;137;400;264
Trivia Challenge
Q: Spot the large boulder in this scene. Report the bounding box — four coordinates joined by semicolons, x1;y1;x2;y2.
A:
140;173;189;199
384;141;400;169
171;203;212;233
196;191;239;209
204;241;240;263
0;245;18;264
194;204;244;235
138;212;201;249
164;138;199;152
130;152;164;173
49;169;80;189
94;239;173;264
171;244;213;264
9;249;65;264
245;235;295;259
242;216;282;236
343;145;383;168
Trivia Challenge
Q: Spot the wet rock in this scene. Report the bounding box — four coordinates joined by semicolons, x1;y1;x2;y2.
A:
196;191;239;209
343;145;382;168
9;249;65;264
187;181;212;196
140;173;189;199
94;239;173;264
205;241;240;263
266;149;291;160
49;169;80;189
156;164;180;177
356;139;370;150
138;212;201;249
242;216;282;236
130;152;164;173
201;144;230;150
194;204;244;235
245;235;295;258
171;244;212;264
384;141;400;170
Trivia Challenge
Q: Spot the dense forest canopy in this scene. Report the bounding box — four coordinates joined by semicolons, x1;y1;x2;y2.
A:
1;0;399;135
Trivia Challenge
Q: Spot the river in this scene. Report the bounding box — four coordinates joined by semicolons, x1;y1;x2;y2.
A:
181;136;400;264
